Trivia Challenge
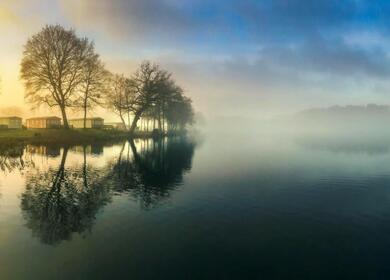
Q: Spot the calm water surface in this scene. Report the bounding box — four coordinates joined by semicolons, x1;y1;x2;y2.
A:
1;131;390;279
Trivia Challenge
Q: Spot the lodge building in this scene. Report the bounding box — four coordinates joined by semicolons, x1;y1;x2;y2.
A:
26;116;61;129
69;117;104;129
0;116;22;129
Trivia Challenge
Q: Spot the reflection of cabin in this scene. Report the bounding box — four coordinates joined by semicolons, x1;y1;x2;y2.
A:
26;117;61;129
26;145;61;157
91;145;104;155
71;145;104;155
104;122;126;130
69;118;104;129
0;116;22;129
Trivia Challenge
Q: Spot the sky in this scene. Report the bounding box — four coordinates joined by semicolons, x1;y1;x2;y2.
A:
1;0;390;121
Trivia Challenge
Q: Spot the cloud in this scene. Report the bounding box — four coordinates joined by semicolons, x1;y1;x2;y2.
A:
59;0;371;44
236;0;357;41
59;0;390;81
0;0;56;31
60;0;215;43
260;36;390;79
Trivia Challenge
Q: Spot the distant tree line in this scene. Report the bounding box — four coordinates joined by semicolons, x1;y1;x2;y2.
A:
20;25;194;132
297;104;390;121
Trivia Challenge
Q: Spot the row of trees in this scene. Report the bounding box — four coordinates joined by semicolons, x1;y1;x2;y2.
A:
106;62;194;133
20;25;194;132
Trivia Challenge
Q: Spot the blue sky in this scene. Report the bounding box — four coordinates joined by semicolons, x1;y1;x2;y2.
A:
2;0;390;119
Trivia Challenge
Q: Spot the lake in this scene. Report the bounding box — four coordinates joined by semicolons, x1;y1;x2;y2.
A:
1;130;390;279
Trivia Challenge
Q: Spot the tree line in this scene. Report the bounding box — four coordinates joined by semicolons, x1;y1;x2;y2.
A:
20;25;194;133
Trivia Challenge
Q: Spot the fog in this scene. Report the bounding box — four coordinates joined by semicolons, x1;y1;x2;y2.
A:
196;104;390;157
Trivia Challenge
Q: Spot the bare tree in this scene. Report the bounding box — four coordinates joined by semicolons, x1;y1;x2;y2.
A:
128;61;170;134
106;74;132;130
20;25;91;128
127;61;194;134
77;46;109;128
106;61;194;135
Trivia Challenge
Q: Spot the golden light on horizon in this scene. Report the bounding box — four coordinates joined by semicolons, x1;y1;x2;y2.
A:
0;3;27;113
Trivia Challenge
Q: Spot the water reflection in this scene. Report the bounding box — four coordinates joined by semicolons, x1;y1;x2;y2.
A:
13;137;195;245
110;137;195;208
296;134;390;155
70;144;104;156
20;146;111;245
26;145;61;157
0;144;34;172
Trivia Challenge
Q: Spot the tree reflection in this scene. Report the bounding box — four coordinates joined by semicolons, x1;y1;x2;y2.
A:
20;146;111;245
0;144;34;172
110;137;195;209
19;137;196;245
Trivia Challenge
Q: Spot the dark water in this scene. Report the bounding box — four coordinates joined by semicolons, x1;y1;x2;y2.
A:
1;132;390;279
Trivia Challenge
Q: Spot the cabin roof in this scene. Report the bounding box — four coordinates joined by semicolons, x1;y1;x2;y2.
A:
69;117;104;121
26;116;61;120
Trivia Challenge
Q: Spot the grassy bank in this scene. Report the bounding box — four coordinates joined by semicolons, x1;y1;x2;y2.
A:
0;129;154;145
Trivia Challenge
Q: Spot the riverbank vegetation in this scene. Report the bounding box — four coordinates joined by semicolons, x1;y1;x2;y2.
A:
19;24;194;133
0;129;146;145
0;127;191;145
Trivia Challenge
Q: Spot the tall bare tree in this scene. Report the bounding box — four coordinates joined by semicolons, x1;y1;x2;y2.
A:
77;46;108;128
106;74;133;130
20;25;91;128
106;61;194;135
128;61;170;134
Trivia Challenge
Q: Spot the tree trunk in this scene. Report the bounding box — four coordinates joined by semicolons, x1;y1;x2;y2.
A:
119;112;127;130
60;105;69;129
158;114;162;131
129;138;140;163
83;146;88;190
83;99;87;129
162;103;165;133
162;117;165;133
127;111;131;131
129;110;143;134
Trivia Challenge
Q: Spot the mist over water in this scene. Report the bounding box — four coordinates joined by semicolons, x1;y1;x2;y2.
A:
1;124;390;278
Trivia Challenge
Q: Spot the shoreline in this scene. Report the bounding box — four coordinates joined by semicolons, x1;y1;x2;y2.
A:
0;129;165;146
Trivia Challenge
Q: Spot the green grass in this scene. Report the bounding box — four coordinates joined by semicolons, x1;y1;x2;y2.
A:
0;129;151;145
